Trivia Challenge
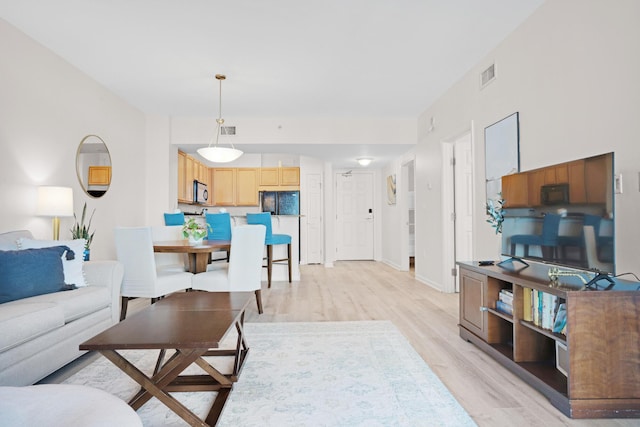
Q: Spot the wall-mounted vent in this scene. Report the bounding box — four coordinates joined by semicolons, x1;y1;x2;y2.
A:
480;63;496;89
221;126;236;135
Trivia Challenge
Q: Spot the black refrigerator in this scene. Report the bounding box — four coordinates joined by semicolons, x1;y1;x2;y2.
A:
261;191;300;215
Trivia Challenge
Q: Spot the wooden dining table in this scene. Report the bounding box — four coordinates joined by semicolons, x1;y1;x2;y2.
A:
153;239;231;273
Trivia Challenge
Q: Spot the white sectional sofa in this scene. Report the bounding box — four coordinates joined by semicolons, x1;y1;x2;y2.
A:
0;230;123;386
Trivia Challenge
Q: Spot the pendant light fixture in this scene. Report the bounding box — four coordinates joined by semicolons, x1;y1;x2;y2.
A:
197;74;243;163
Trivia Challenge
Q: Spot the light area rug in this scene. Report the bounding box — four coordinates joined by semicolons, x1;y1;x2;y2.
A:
63;321;476;426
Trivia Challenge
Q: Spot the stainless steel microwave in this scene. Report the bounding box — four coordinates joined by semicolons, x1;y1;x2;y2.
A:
193;180;208;204
540;183;569;205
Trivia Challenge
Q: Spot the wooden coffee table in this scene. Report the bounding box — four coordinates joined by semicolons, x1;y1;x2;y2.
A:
80;292;252;427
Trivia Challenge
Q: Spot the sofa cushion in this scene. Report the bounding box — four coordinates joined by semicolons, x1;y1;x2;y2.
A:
18;238;88;287
0;230;33;251
0;302;64;353
0;247;73;304
11;286;111;323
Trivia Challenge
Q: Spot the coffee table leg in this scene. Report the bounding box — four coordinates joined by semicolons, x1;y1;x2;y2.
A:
100;349;208;427
233;311;249;378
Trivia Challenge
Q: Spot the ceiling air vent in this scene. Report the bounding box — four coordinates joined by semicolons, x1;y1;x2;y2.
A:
480;63;496;89
221;126;236;135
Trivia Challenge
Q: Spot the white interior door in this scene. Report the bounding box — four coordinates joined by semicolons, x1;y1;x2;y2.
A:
305;173;323;264
335;172;374;260
455;135;474;268
442;130;474;293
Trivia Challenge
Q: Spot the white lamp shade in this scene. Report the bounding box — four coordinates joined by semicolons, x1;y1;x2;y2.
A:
37;186;74;217
357;158;373;166
197;146;243;163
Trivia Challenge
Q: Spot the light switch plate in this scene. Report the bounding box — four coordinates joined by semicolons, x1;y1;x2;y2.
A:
615;174;623;194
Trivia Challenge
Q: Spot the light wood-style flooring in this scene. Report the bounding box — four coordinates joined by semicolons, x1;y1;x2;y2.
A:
52;261;636;426
248;261;635;427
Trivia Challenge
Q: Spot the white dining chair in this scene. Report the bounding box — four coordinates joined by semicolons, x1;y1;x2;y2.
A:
191;225;267;313
151;225;188;273
114;226;193;320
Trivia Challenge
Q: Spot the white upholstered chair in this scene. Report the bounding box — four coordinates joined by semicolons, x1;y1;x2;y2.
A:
151;225;188;273
191;225;267;313
114;226;192;320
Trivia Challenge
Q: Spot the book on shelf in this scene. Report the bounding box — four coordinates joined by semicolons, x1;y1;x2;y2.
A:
499;289;513;305
542;293;556;330
522;288;565;333
495;300;513;316
553;303;567;334
532;289;540;326
523;288;533;322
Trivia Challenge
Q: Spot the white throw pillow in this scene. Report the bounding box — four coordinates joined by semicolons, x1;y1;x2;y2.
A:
17;238;88;287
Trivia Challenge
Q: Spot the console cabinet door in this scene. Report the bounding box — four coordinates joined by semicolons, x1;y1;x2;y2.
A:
459;268;487;340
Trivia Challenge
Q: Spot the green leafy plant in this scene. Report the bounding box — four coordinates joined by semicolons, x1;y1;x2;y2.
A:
70;202;95;249
182;218;211;240
485;195;505;234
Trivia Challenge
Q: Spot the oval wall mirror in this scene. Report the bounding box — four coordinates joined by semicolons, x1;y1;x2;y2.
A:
76;135;112;198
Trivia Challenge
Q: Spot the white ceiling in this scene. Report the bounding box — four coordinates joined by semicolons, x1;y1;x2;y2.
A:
0;0;544;167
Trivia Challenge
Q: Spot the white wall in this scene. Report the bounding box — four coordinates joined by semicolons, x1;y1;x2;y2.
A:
411;0;640;289
0;18;146;259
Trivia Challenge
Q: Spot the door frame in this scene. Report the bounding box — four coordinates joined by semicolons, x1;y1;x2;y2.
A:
399;158;415;272
442;124;475;293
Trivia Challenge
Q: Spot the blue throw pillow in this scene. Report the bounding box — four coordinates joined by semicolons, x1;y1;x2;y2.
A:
0;246;76;304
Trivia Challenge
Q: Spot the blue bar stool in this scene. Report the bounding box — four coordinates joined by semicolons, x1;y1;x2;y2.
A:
163;212;185;226
246;212;292;288
205;212;232;262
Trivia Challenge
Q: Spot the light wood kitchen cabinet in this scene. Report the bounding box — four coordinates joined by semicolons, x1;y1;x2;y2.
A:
178;150;213;205
236;168;259;205
211;168;259;206
211;168;236;206
177;151;190;203
259;168;280;186
280;167;300;186
178;151;185;200
258;166;300;191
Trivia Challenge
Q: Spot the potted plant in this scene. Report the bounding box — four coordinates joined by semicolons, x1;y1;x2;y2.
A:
70;202;95;260
182;218;210;245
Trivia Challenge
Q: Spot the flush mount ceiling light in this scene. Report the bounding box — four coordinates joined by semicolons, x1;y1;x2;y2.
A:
357;158;373;167
197;74;243;163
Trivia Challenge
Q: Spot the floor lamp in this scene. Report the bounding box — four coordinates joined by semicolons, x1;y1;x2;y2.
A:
37;186;74;240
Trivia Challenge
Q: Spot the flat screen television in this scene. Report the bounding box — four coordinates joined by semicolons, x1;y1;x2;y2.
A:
500;152;615;274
